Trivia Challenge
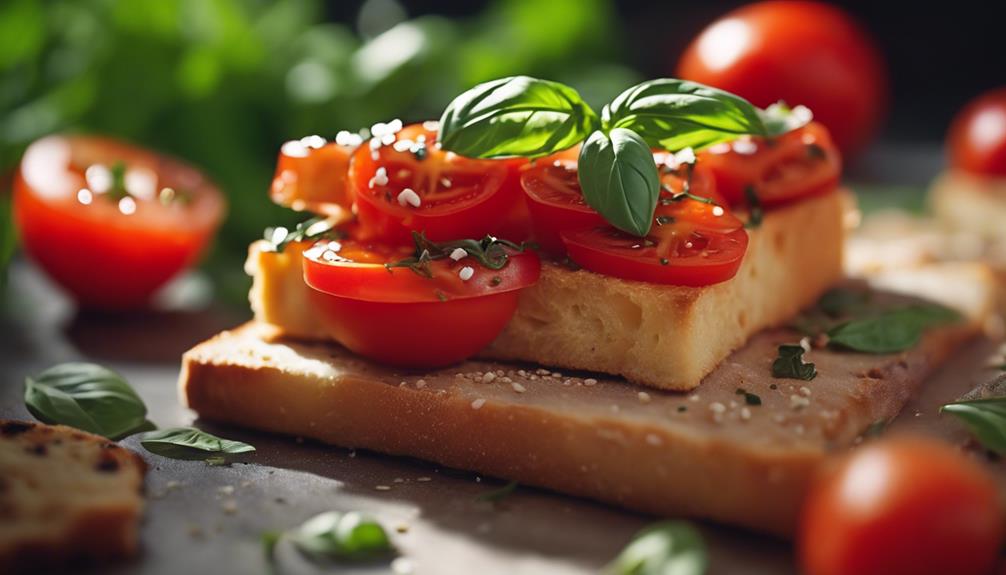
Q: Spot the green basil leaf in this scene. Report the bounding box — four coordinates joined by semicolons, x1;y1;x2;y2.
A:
477;480;518;503
263;217;339;253
606;521;708;575
140;427;255;460
289;511;393;561
941;398;1006;454
772;344;817;381
578;128;660;237
24;363;148;439
827;304;961;354
438;75;599;158
602;78;766;151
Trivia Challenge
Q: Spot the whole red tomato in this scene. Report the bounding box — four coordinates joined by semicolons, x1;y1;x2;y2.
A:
677;1;887;158
948;88;1006;177
799;436;1004;575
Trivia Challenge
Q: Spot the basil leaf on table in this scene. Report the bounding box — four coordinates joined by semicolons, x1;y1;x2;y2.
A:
772;344;817;381
140;427;255;460
438;75;599;158
265;511;393;563
602;79;766;151
606;521;708;575
827;304;961;354
578;128;660;237
941;398;1006;454
24;362;148;439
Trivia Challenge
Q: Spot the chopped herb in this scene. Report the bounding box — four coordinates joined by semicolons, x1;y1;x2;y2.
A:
489;276;502;287
744;186;763;229
205;456;228;466
385;231;533;278
107;161;130;201
263;217;340;253
769;383;778;390
435;290;447;302
606;520;707;575
655;215;674;225
412;142;427;160
735;388;762;406
772;344;817;381
477;480;518;503
806;143;826;160
659;258;669;266
677;405;688;413
667;190;716;205
265;511;394;565
941;397;1006;454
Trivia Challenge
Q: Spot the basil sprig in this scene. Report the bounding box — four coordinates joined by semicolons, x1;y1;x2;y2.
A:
140;427;256;460
606;521;708;575
264;511;393;564
438;76;599;158
24;363;149;439
941;397;1006;454
438;76;769;237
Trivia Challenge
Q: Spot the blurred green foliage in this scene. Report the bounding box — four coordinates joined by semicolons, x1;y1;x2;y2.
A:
0;0;638;306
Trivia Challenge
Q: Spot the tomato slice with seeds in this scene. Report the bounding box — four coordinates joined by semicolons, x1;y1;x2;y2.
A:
302;234;540;367
349;123;527;244
698;122;841;208
561;160;749;286
521;158;605;257
270;134;359;217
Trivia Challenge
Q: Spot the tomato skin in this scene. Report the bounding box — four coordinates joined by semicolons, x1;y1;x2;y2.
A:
521;159;605;257
678;1;887;157
799;437;1004;575
13;135;225;310
697;122;841;208
271;136;355;217
349;123;528;244
948;88;1006;177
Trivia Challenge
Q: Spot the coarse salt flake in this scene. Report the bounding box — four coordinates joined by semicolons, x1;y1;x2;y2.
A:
397;188;421;207
459;266;475;281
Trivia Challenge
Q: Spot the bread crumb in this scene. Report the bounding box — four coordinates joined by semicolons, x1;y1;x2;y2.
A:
416;476;432;482
689;394;701;402
471;398;486;410
709;402;726;414
415;379;427;389
395;523;410;533
482;372;496;384
638;392;651;403
511;382;527;393
221;500;237;514
583;378;597;386
740;407;752;421
218;485;235;496
799;386;812;397
375;485;392;491
645;433;662;446
790;395;811;410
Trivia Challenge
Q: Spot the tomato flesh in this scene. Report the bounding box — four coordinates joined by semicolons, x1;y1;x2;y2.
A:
349;123;527;244
521;158;605;257
302;235;540;367
799;437;1004;575
948;88;1006;177
698;122;841;208
13;135;225;310
271;134;357;217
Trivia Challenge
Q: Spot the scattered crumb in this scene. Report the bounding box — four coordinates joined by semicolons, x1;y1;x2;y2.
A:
799;386;812;397
709;402;726;414
218;485;235;496
584;378;598;386
416;476;432;482
375;485;392;491
392;557;414;574
393;477;404;483
221;500;237;514
740;407;752;421
511;382;527;393
482;372;496;384
645;433;662;446
416;379;427;389
638;391;651;403
789;395;811;410
188;524;205;539
471;398;486;410
395;523;410;534
689;394;701;402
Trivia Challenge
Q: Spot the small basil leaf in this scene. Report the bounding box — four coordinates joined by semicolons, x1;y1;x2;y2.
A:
24;363;148;439
602;79;766;151
578;128;660;237
438;75;599;158
477;480;518;503
140;427;255;460
263;217;339;253
606;521;708;575
772;345;817;381
289;511;393;562
941;398;1006;454
827;304;961;354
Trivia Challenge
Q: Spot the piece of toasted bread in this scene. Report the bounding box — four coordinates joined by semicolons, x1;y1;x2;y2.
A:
247;189;849;390
0;420;147;573
931;170;1006;245
181;260;995;537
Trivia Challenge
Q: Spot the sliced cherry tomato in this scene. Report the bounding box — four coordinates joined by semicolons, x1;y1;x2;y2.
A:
270;133;359;217
698;122;841;208
349;123;527;244
948;88;1006;177
13;135;225;309
521;158;604;257
799;437;1004;575
677;1;887;158
302;235;540;367
562;161;748;286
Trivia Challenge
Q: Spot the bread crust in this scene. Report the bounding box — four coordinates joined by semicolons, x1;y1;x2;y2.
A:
247;190;849;390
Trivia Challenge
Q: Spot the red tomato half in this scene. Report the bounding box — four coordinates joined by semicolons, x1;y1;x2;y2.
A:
521;158;605;257
562;161;749;286
698;122;840;208
270;134;358;217
349;123;527;244
677;0;887;158
302;236;540;368
948;88;1006;177
799;437;1004;575
13;135;226;310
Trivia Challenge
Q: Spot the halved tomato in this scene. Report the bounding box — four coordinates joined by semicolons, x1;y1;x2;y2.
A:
562;161;748;286
13;134;225;309
698;122;841;208
270;133;360;217
302;234;540;367
349;122;528;244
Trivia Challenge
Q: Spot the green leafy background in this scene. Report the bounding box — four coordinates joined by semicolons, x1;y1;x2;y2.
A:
0;0;640;306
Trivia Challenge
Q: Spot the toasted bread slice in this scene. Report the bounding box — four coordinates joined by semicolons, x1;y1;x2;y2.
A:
0;420;147;573
181;261;995;537
247;190;849;390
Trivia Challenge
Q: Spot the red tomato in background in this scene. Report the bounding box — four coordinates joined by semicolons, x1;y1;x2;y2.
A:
948;88;1006;177
302;235;540;368
348;123;528;244
677;1;887;158
13;135;226;310
799;436;1004;575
